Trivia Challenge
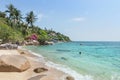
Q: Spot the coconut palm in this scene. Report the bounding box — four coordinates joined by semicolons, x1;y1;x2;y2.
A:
14;8;22;25
25;11;36;28
5;4;16;27
6;4;23;29
5;4;15;20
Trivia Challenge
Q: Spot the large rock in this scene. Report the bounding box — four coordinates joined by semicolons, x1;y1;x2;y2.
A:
34;67;48;73
0;55;30;72
24;40;39;45
0;43;18;49
66;76;74;80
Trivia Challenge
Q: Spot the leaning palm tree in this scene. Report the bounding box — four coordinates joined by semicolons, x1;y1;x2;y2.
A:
25;11;36;28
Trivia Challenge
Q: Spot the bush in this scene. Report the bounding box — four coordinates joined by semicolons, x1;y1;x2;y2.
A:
0;20;23;43
38;30;49;44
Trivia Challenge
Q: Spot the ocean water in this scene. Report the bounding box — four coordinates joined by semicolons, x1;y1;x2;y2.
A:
25;41;120;80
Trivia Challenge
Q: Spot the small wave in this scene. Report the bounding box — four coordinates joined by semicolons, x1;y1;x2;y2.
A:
45;61;93;80
28;50;43;58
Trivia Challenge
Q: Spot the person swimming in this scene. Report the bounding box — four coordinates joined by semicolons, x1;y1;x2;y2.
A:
80;44;82;45
79;52;82;55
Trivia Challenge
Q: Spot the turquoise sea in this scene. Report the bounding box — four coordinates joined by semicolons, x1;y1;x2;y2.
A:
25;41;120;80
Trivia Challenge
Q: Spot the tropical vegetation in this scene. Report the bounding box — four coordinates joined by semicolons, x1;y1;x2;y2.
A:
0;4;70;45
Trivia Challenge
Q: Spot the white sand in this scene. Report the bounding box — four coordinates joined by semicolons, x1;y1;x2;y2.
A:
0;50;19;56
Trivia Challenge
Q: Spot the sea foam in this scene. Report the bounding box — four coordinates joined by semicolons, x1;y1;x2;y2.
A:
22;47;93;80
45;61;93;80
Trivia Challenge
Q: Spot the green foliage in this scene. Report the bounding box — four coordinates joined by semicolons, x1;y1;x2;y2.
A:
0;11;6;18
8;31;24;42
38;30;49;44
0;19;23;43
26;11;36;27
0;4;70;44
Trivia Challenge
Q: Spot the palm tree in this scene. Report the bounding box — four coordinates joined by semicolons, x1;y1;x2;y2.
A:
6;4;23;29
5;4;16;27
5;4;15;20
14;8;22;26
25;11;36;28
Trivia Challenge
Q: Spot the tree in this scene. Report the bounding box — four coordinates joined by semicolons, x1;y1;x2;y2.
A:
6;4;23;29
0;4;70;44
6;4;15;20
0;11;6;18
5;4;16;27
13;8;22;28
25;11;36;27
38;30;49;44
0;21;23;43
14;8;21;23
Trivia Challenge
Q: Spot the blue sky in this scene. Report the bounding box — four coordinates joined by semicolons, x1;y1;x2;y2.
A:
0;0;120;41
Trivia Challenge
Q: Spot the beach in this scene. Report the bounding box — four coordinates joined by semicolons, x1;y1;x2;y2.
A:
0;42;120;80
0;49;72;80
1;0;119;80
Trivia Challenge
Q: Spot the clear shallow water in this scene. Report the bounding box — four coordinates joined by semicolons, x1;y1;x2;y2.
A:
25;41;120;80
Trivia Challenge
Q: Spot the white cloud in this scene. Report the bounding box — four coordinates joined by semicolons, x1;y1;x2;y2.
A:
72;17;85;22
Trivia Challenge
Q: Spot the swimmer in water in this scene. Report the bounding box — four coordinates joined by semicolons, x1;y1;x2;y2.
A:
79;52;81;55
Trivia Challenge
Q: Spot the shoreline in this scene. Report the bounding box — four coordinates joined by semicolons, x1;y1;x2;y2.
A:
20;47;77;79
18;47;70;80
21;46;93;80
0;45;93;80
0;47;73;80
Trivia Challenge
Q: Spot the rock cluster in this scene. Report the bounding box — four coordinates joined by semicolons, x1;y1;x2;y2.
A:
45;41;54;45
23;40;39;45
0;43;18;49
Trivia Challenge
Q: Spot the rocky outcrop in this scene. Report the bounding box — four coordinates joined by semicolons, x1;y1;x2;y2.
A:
0;55;30;72
24;40;39;45
34;67;48;73
66;76;74;80
0;43;18;49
